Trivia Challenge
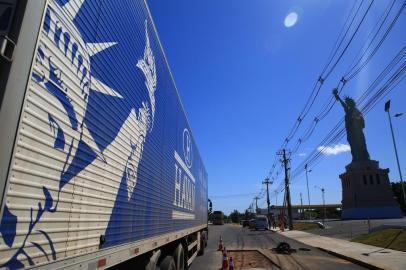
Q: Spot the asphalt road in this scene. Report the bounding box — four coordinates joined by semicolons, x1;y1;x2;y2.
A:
302;218;406;240
190;224;367;270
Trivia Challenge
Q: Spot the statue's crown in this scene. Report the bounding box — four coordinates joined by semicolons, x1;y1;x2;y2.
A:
137;20;157;130
344;96;355;105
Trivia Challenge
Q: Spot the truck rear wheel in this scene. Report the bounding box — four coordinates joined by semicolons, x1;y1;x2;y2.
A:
197;231;206;256
158;256;176;270
173;244;185;270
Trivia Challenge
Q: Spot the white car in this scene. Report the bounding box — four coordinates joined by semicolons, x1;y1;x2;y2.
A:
255;216;269;230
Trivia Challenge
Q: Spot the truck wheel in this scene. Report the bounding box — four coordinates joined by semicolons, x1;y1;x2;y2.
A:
173;244;185;270
202;231;208;247
197;231;207;256
158;256;176;270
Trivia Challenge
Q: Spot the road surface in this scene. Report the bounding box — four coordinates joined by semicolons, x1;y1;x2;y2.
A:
191;224;367;270
301;218;406;240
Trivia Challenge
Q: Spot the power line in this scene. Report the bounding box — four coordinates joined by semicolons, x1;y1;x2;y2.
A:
345;0;405;80
211;192;258;199
290;56;406;180
345;0;396;76
322;0;375;79
285;3;405;159
322;0;362;73
265;0;376;183
257;0;402;208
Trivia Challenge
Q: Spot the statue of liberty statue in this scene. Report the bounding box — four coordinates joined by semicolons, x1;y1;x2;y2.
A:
333;89;370;162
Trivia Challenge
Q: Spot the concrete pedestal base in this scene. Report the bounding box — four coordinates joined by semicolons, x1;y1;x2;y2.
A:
340;160;402;219
342;207;402;219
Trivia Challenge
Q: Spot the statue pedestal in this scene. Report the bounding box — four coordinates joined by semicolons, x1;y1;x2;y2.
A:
339;160;402;219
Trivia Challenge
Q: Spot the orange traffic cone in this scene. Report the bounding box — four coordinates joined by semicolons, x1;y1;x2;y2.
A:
219;252;228;270
228;256;235;270
217;236;224;251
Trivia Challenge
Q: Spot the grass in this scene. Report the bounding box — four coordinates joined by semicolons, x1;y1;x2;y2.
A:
293;222;319;231
351;229;406;252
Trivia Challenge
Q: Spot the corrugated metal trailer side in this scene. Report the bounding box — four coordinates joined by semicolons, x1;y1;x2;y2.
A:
0;1;208;269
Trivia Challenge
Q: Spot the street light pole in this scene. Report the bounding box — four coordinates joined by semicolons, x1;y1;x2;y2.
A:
254;196;259;214
322;188;326;223
315;186;326;224
385;100;406;206
305;164;312;219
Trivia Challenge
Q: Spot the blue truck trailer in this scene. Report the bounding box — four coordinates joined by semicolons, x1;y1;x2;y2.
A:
0;1;208;269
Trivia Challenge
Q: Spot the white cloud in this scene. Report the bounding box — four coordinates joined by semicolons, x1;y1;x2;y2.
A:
317;143;350;156
298;153;306;157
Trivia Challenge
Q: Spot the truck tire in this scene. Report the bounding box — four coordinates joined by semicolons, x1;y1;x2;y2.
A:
173;244;185;270
202;231;208;247
197;232;206;256
158;256;176;270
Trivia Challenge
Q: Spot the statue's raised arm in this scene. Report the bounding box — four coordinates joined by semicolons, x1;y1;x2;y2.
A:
333;89;371;162
333;88;347;110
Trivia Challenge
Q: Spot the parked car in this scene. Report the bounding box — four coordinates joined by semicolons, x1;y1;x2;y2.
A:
242;220;250;227
249;219;256;229
255;215;269;230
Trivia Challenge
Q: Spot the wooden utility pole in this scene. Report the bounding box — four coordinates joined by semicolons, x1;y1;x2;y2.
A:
279;149;293;230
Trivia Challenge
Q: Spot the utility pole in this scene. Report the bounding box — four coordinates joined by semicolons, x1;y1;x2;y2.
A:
385;100;406;205
254;196;260;214
263;177;273;220
305;164;312;220
300;193;303;220
274;190;278;206
279;149;293;230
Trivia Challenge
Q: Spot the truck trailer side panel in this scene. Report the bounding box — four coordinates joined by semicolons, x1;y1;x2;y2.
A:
0;0;208;269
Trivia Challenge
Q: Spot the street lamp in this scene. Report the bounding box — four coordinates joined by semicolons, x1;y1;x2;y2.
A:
305;164;312;219
384;100;406;206
314;185;326;224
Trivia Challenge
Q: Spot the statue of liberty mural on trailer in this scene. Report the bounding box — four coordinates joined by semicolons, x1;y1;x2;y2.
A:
333;89;370;162
0;0;157;268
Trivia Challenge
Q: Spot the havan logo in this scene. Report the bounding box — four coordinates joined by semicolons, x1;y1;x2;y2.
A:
183;128;193;168
173;128;196;220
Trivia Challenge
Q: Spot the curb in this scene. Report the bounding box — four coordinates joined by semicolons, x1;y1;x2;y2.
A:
317;247;384;270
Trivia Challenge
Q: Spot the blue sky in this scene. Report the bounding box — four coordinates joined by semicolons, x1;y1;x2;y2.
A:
148;0;406;214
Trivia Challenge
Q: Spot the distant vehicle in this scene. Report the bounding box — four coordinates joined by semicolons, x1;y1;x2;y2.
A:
213;211;225;225
255;215;269;230
242;220;250;227
249;219;256;229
